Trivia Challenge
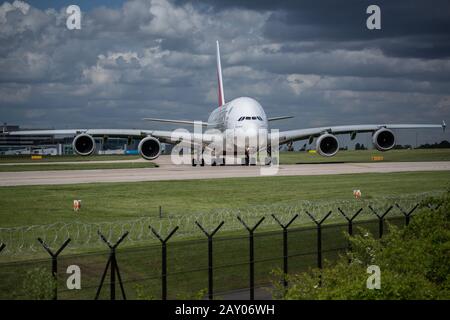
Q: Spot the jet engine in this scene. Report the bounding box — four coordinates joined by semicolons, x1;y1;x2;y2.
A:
372;128;395;151
73;134;96;156
316;133;339;157
138;136;161;160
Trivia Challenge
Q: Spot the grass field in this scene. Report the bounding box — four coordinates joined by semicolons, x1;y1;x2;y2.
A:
0;162;157;172
0;154;140;163
1;171;448;228
1;149;449;168
279;148;450;164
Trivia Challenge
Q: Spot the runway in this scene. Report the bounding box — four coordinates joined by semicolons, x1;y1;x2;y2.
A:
0;159;449;186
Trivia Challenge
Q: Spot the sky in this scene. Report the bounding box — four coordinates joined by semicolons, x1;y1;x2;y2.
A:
0;0;449;147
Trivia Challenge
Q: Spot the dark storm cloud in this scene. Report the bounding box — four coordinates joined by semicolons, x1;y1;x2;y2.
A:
0;0;449;145
181;0;450;59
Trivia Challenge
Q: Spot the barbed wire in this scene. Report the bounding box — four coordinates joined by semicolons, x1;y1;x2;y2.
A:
0;191;441;256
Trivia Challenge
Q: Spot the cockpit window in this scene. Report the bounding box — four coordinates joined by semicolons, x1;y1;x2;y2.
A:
239;116;263;121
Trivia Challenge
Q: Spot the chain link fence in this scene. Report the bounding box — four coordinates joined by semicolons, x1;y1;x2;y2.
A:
0;200;431;300
0;192;437;257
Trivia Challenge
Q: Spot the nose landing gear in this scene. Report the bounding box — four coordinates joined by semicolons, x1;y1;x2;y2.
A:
191;149;267;167
241;149;257;166
265;148;272;166
191;158;205;166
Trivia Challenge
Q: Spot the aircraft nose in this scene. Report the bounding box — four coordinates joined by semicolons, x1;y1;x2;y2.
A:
245;125;258;135
242;123;260;139
235;121;265;140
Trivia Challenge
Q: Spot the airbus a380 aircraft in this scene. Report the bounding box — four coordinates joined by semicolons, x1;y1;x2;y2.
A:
3;41;446;166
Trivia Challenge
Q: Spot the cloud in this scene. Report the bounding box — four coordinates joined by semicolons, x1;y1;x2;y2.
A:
0;0;448;144
286;74;322;95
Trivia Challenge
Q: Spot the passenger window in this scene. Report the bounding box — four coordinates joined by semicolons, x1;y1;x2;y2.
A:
246;117;251;120
252;116;256;120
257;116;263;121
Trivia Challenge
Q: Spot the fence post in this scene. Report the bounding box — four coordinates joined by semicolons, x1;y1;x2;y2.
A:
237;216;265;300
395;203;419;226
271;214;298;289
37;238;71;300
149;226;179;300
338;208;363;247
195;221;225;300
95;231;128;300
305;211;332;271
368;205;393;238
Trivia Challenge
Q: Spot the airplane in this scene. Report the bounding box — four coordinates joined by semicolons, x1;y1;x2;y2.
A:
2;41;446;166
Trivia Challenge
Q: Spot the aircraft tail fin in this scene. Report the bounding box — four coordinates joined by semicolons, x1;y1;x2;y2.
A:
216;40;225;107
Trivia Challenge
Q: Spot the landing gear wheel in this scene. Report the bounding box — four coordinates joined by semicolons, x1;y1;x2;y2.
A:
200;158;205;167
192;158;197;167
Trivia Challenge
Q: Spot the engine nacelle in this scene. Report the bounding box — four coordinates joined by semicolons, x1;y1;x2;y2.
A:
316;133;339;157
73;134;96;156
372;128;395;151
138;136;161;160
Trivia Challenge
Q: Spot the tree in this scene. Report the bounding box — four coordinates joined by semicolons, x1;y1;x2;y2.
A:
272;191;450;300
418;140;450;149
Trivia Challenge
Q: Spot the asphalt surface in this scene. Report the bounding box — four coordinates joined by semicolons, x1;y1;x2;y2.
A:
0;156;449;186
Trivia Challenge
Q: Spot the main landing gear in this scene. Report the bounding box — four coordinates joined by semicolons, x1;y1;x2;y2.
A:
191;158;205;167
190;150;272;166
241;150;257;166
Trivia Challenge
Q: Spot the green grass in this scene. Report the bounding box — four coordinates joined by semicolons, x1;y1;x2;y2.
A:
0;154;140;163
1;171;449;227
1;149;449;166
279;149;450;164
0;162;157;172
0;170;448;299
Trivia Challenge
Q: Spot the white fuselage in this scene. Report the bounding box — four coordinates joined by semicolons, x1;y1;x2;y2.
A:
206;97;269;152
207;97;268;149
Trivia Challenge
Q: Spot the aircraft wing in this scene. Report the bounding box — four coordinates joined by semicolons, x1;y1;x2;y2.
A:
4;128;219;146
276;122;446;144
142;118;209;127
267;116;294;122
5;129;144;137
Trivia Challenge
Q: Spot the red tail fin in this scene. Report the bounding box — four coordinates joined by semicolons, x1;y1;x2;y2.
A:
216;41;225;107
